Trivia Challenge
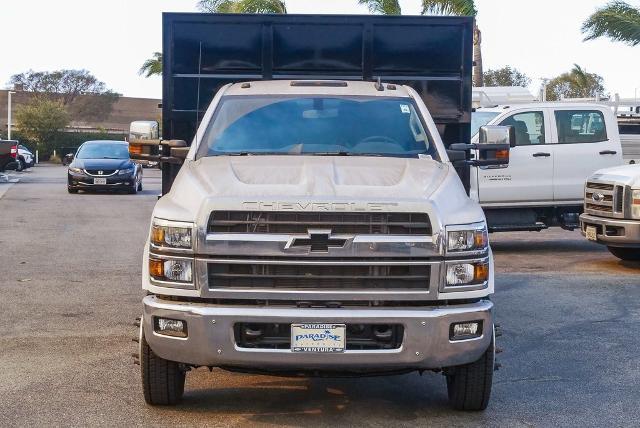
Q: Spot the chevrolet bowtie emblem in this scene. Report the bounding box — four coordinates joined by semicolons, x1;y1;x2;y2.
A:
285;229;349;253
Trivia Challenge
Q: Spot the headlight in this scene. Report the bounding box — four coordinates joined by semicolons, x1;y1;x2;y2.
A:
149;258;193;284
446;223;488;254
442;259;489;292
69;167;83;174
151;219;194;250
446;260;489;286
118;167;135;175
632;189;640;219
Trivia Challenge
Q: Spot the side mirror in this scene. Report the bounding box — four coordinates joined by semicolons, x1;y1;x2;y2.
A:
476;125;513;167
448;125;513;168
479;125;516;148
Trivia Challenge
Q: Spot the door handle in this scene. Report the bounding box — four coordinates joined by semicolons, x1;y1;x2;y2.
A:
599;150;617;155
532;152;551;157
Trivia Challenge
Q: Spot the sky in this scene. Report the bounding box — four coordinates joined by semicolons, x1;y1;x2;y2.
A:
2;0;640;100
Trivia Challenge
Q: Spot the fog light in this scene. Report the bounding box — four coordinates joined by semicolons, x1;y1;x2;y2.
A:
154;317;187;338
450;321;482;340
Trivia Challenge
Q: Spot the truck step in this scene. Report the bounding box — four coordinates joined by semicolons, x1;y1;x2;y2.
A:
489;222;548;232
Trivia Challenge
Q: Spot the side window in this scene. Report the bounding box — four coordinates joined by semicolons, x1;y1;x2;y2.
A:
555;110;607;144
499;111;545;146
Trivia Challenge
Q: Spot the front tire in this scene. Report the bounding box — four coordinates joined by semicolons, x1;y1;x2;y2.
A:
445;332;494;411
68;188;78;194
607;246;640;261
16;158;25;172
141;325;185;405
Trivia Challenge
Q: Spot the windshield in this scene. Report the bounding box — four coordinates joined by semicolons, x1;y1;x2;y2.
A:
471;111;500;136
76;142;129;159
197;96;437;159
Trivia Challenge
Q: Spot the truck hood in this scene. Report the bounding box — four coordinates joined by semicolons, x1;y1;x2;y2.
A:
190;155;447;197
154;155;485;231
592;163;640;188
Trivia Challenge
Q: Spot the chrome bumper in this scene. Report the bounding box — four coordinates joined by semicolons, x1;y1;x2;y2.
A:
580;213;640;246
143;295;493;370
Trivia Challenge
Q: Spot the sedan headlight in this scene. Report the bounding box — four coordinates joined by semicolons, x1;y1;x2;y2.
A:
151;219;194;250
632;189;640;219
446;223;488;254
118;167;135;176
69;167;83;174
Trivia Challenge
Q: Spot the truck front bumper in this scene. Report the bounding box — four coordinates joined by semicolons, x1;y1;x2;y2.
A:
580;213;640;247
142;295;493;371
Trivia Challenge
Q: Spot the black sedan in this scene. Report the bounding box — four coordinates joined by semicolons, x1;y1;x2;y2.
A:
67;140;143;194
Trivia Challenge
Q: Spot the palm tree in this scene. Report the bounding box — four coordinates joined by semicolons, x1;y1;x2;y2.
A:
582;1;640;46
139;52;162;78
421;1;481;87
358;0;482;86
358;0;401;15
198;0;287;13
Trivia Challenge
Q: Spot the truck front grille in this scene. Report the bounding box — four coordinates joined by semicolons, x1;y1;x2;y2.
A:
585;182;624;218
234;322;404;350
208;260;430;291
208;211;431;235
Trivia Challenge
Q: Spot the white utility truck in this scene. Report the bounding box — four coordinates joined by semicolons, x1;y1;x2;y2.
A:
132;14;513;411
472;103;623;231
580;164;640;260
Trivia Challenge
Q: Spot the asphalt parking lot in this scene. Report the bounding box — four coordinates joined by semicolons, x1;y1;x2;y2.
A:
0;164;638;427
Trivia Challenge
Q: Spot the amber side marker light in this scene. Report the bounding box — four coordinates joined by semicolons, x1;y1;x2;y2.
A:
129;144;143;155
149;258;164;278
474;262;490;283
495;149;509;161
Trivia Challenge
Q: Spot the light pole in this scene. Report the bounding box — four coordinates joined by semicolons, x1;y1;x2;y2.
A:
7;91;16;140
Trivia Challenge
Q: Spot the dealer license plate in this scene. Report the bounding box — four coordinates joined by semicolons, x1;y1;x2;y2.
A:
586;226;597;241
93;178;107;185
291;323;346;353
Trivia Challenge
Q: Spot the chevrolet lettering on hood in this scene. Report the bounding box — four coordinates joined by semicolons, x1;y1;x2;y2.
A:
242;201;400;211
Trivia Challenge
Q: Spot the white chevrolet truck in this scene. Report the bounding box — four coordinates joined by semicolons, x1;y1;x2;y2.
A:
580;164;640;260
132;14;513;411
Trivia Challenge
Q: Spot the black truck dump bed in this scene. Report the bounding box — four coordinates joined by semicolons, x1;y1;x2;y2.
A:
162;13;474;148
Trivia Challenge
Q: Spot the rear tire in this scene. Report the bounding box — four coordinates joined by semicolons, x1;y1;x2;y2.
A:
607;246;640;261
140;324;185;405
16;158;25;172
445;332;494;411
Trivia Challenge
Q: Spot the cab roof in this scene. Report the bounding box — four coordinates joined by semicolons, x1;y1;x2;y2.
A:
475;102;613;113
223;80;413;98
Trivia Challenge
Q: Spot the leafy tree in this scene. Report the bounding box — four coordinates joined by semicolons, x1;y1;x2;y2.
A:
545;64;607;101
139;52;162;78
358;0;401;15
9;69;119;121
198;0;287;13
15;98;70;154
483;66;531;87
359;0;483;86
583;1;640;46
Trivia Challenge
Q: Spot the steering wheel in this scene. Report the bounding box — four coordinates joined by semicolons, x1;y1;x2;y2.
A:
353;135;404;152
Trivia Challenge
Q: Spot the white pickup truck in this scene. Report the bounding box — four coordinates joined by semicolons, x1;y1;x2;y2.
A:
471;103;623;231
580;164;640;261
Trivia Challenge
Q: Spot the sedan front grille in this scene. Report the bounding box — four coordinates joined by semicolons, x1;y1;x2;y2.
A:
208;260;431;291
208;211;431;235
84;169;117;177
